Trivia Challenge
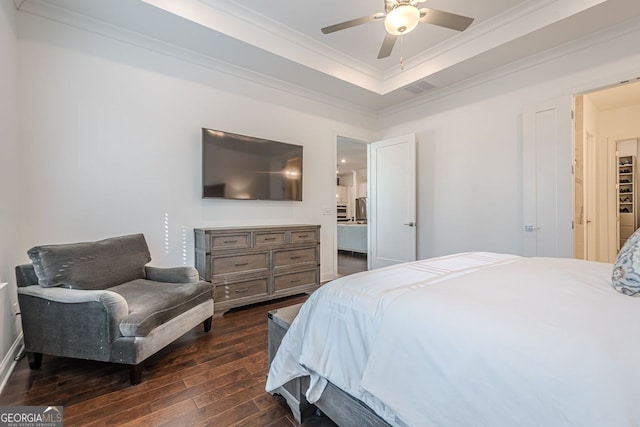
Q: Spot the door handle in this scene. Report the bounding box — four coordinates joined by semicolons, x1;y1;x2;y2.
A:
404;222;416;227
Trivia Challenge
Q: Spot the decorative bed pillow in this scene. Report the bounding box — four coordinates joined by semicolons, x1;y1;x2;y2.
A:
612;228;640;296
27;234;151;290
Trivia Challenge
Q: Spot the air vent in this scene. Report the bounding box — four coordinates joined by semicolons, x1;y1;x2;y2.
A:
404;80;435;94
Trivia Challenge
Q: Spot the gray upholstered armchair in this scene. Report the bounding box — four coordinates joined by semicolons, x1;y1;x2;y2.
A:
15;234;214;384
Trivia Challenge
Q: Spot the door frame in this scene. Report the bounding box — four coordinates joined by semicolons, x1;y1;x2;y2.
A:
525;76;640;260
575;84;640;262
585;131;597;260
333;135;370;280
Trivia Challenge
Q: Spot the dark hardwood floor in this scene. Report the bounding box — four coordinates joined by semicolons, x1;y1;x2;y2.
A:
337;251;367;277
0;295;336;426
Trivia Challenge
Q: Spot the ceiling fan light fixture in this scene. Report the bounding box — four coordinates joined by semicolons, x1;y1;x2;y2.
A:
384;5;420;35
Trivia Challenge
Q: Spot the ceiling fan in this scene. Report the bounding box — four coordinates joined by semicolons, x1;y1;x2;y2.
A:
321;0;474;59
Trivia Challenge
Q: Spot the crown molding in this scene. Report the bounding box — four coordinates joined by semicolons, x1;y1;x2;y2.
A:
382;0;555;78
140;0;385;93
145;0;608;96
199;0;382;79
18;0;379;119
379;15;640;119
20;0;638;118
381;0;607;92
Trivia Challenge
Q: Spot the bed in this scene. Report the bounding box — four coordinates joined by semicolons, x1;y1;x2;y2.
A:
266;252;640;426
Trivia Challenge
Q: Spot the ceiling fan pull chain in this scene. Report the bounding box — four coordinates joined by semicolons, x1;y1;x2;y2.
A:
400;33;405;71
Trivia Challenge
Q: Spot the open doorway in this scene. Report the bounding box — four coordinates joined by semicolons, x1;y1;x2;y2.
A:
574;79;640;262
336;136;368;277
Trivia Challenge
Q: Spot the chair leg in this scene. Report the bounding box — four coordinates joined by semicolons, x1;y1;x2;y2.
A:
129;363;143;385
27;352;42;370
203;316;213;332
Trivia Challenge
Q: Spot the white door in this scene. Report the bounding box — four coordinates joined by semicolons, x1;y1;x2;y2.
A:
368;134;417;269
522;96;573;257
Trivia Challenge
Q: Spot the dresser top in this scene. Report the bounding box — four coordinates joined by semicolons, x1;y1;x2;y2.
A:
195;224;319;232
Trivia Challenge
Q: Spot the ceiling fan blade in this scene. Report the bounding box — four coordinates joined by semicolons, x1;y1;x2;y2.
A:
321;13;385;34
419;8;474;31
377;32;397;59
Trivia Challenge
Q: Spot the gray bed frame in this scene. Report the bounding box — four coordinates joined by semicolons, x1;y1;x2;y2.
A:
268;304;391;427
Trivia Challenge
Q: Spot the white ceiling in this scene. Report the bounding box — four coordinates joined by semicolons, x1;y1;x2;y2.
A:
337;137;368;175
20;0;640;111
226;0;528;71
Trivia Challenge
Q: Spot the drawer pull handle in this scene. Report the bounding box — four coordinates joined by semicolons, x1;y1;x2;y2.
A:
290;256;302;260
298;234;309;238
235;288;249;294
224;240;238;244
235;262;249;267
264;237;277;241
289;279;301;283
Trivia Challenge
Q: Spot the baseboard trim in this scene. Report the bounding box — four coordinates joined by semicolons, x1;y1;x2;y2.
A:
0;333;24;395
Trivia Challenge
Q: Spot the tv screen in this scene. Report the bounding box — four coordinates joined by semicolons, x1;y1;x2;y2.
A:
202;129;303;201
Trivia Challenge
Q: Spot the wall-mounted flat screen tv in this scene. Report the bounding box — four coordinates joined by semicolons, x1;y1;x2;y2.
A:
202;128;303;201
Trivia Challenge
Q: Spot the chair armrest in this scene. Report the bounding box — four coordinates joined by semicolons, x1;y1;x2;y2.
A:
145;266;199;284
17;286;129;361
18;285;128;307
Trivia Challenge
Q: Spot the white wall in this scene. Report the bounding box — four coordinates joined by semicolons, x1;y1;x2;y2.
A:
599;104;640;140
379;22;640;260
16;12;376;281
13;5;640;272
0;0;21;389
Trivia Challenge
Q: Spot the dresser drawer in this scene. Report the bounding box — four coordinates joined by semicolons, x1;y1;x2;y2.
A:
290;230;318;244
274;269;318;292
255;232;286;247
211;233;251;250
212;252;268;276
215;278;268;302
195;225;320;315
273;247;317;267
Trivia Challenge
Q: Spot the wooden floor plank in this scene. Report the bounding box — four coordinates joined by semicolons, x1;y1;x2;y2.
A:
193;400;261;427
0;295;330;427
63;380;187;423
0;294;337;426
117;398;199;427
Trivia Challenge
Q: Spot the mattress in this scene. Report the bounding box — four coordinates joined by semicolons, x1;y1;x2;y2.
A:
266;252;640;426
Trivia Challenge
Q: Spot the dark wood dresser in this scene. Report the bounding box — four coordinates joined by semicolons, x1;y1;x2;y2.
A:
194;225;320;314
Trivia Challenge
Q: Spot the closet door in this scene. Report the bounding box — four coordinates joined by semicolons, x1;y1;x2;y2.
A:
522;96;573;257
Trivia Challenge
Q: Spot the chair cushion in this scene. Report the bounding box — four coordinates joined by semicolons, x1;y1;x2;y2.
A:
110;279;214;337
27;234;151;290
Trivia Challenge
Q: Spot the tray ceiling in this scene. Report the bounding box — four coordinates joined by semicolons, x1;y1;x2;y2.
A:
19;0;640;111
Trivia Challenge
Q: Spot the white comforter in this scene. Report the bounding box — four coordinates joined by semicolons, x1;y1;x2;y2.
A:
266;252;640;427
